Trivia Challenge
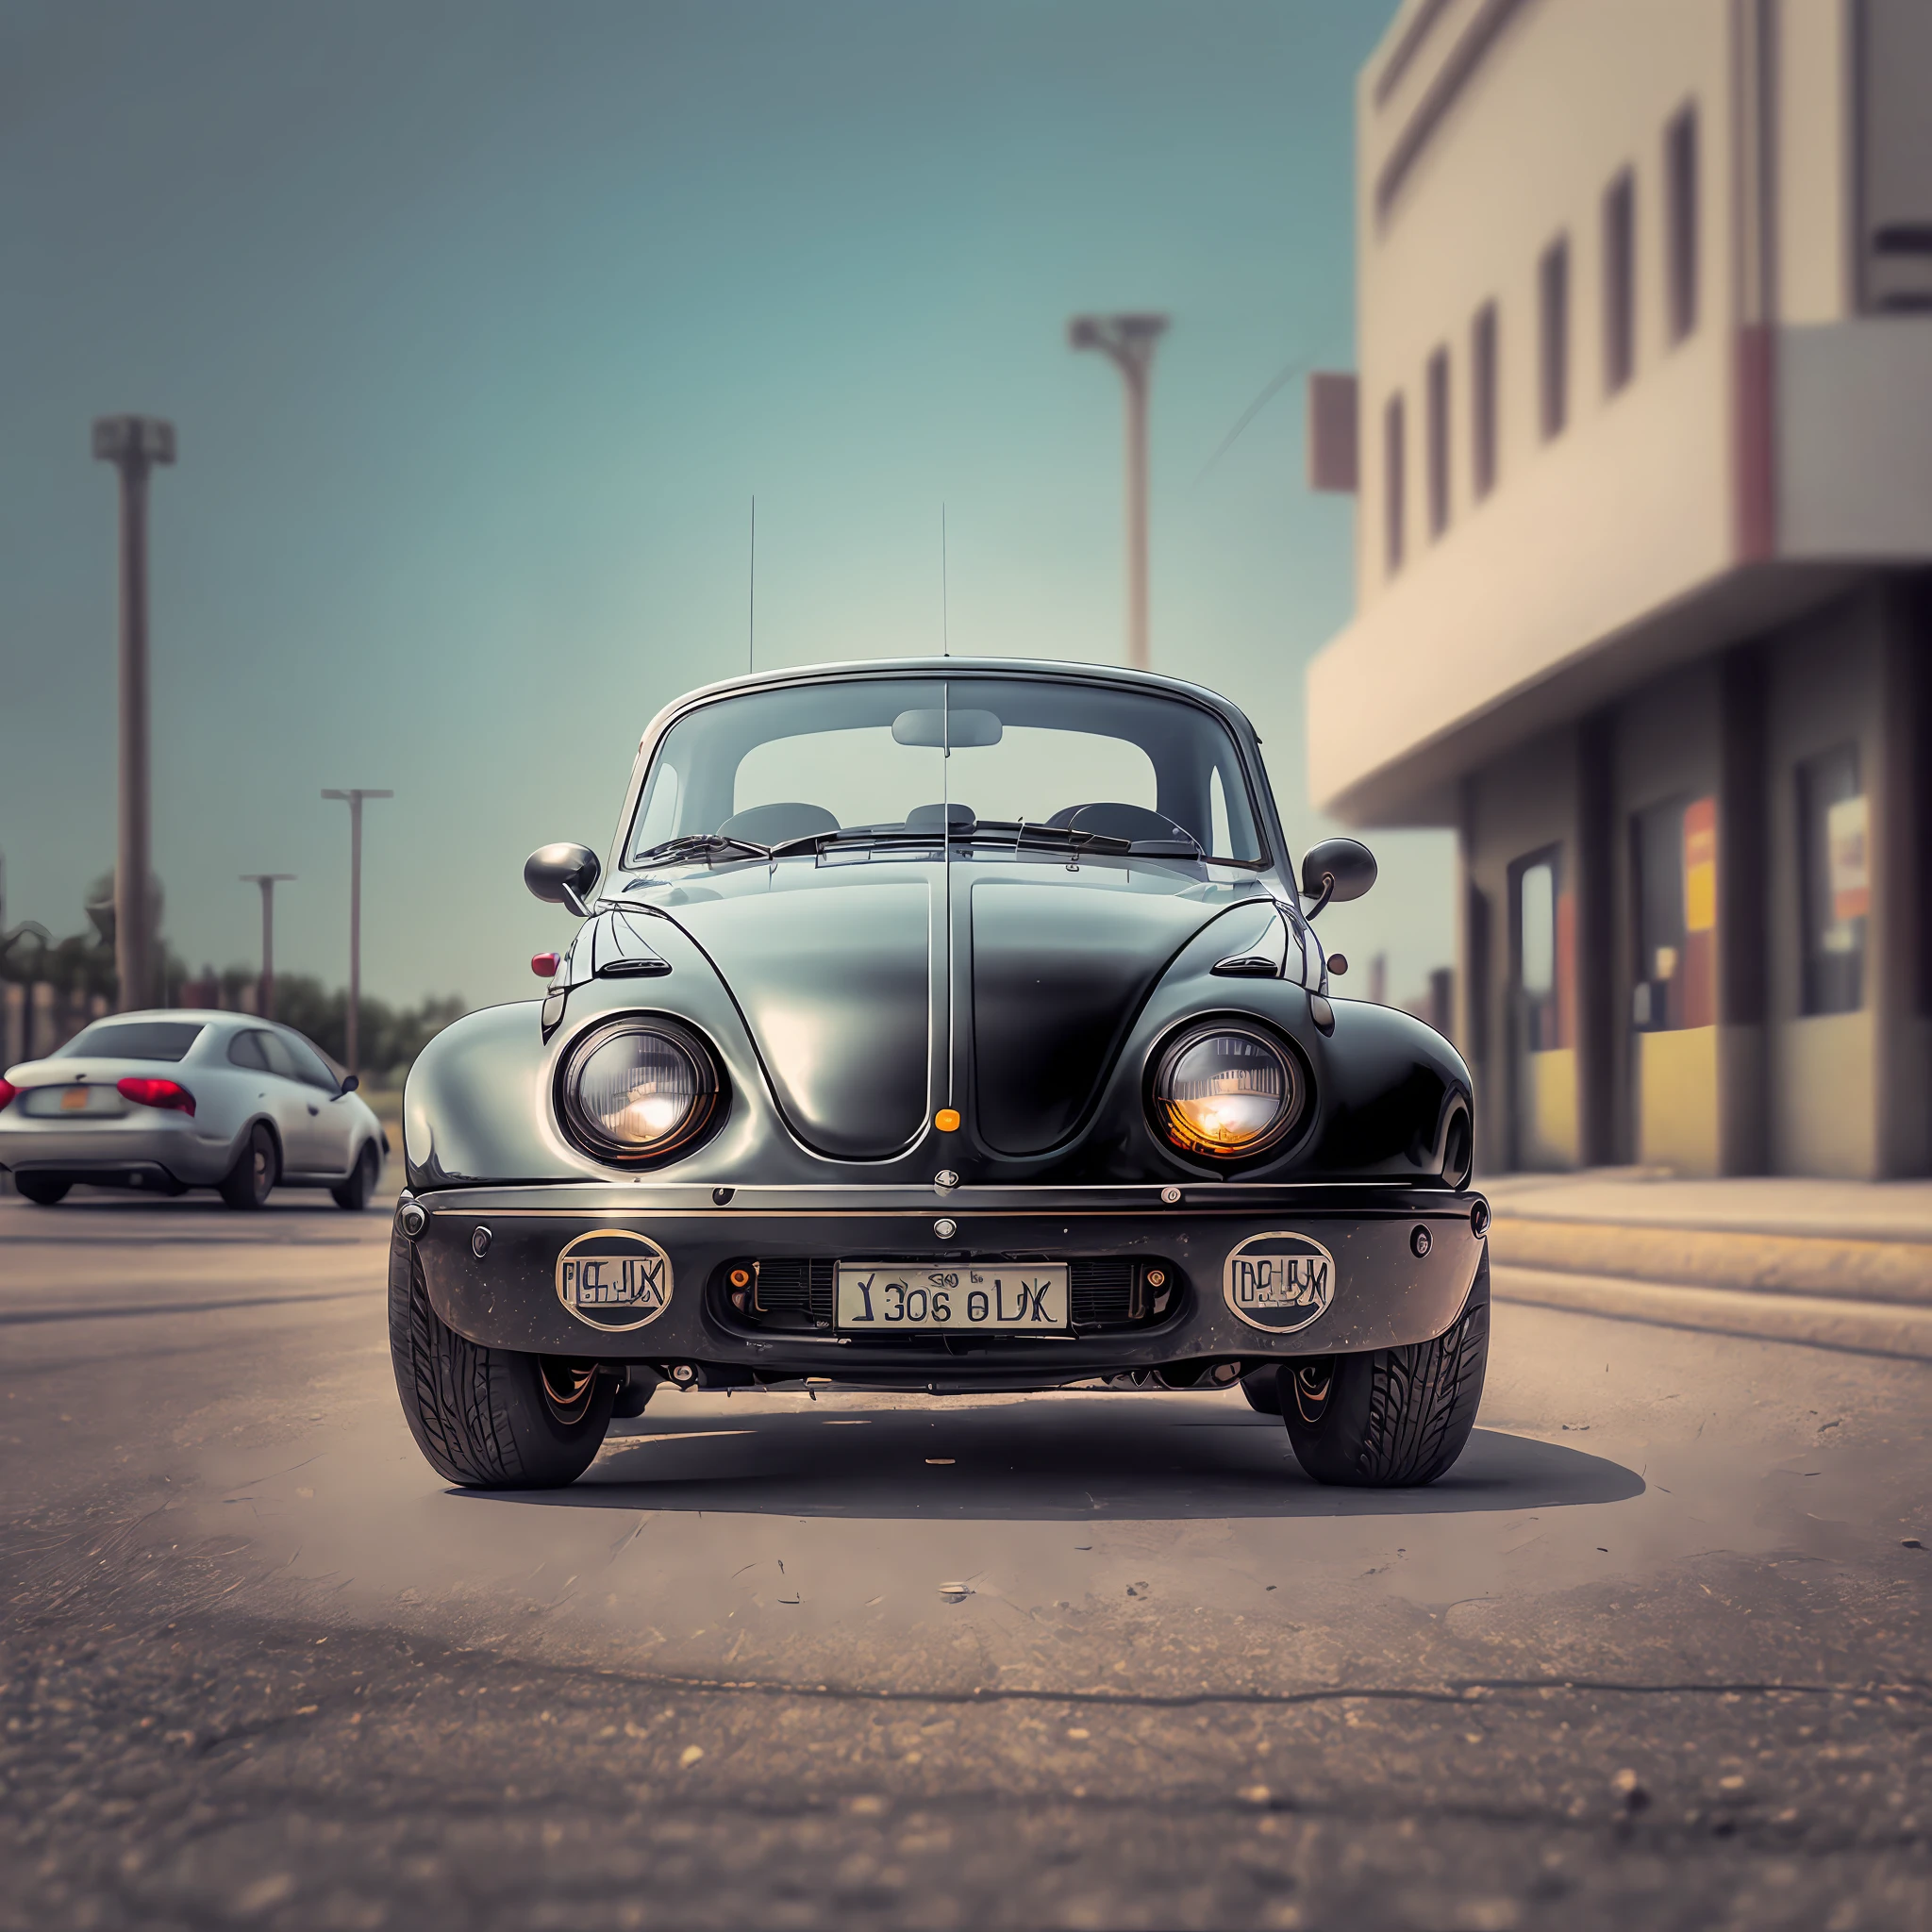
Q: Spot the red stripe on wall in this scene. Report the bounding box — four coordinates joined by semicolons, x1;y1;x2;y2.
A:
1734;324;1776;563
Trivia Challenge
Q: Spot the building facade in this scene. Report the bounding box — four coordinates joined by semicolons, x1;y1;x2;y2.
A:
1307;0;1932;1178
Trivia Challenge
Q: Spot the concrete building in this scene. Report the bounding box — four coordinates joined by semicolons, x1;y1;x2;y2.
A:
1307;0;1932;1180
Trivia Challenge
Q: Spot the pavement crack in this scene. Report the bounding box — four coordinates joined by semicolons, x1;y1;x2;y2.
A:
508;1667;1932;1714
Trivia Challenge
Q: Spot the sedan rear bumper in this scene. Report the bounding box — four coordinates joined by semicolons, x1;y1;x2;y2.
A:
400;1181;1489;1380
0;1117;237;1188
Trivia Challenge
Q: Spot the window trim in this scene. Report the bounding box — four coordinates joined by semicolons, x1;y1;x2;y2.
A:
1384;391;1407;575
1471;302;1499;500
1603;167;1636;393
1539;235;1570;441
1425;345;1451;538
1665;103;1699;343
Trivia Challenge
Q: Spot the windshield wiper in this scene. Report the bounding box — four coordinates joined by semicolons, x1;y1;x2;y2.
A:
980;823;1266;868
968;820;1133;855
765;826;943;857
632;832;772;865
763;823;1138;858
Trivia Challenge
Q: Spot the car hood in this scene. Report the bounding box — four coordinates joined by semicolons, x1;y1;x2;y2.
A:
637;857;1271;1160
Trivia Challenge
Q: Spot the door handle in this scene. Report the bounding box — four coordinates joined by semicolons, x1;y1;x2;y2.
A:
308;1104;319;1115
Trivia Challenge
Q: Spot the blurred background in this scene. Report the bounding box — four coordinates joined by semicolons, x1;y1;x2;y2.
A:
0;0;1450;1099
6;0;1929;1179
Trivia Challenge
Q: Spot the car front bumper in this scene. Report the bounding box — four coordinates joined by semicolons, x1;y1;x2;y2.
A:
401;1181;1490;1384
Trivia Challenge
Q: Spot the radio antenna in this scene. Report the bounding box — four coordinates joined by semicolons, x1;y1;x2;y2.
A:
941;504;949;656
747;495;757;674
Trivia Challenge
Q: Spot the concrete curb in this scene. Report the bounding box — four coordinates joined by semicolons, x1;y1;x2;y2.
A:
1491;1214;1932;1306
1493;1263;1932;1361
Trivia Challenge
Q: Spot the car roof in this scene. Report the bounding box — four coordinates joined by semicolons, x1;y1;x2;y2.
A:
633;657;1262;752
89;1009;246;1027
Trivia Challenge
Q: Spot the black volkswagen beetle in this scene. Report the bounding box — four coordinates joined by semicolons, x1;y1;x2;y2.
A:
390;660;1487;1490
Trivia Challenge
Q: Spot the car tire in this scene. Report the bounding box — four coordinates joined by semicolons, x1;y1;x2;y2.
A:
387;1225;613;1489
1281;1252;1490;1488
1240;1369;1283;1415
331;1141;380;1211
15;1175;70;1207
219;1124;277;1211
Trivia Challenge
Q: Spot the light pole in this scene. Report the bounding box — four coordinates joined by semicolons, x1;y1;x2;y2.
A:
239;874;295;1021
321;789;391;1076
1069;313;1168;672
92;414;176;1011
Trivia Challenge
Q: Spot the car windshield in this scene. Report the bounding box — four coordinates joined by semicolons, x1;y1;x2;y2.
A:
625;676;1267;866
57;1020;205;1063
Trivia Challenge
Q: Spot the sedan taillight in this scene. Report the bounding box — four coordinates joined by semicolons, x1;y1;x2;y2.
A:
0;1079;17;1111
117;1076;195;1117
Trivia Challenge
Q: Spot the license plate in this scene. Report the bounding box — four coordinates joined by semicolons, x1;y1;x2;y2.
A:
24;1086;124;1118
836;1262;1070;1332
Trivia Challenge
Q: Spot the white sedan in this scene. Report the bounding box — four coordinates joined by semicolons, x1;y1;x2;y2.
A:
0;1009;387;1209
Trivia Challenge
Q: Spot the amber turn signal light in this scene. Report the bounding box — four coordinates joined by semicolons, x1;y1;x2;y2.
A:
934;1108;961;1132
531;951;560;977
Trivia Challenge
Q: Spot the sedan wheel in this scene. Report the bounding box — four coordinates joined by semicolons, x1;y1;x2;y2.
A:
331;1141;380;1211
16;1175;70;1207
219;1124;277;1211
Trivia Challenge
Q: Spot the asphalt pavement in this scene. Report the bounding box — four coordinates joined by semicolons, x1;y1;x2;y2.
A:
2;1188;1928;1930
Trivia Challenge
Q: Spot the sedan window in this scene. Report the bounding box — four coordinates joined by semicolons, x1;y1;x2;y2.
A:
276;1031;342;1092
58;1020;205;1062
258;1032;305;1082
226;1030;272;1072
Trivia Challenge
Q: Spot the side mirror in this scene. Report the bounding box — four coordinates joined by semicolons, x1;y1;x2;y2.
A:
338;1073;360;1096
1299;837;1376;920
525;842;602;919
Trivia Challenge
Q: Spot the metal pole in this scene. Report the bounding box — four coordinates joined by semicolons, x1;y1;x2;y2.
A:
322;789;391;1077
93;417;175;1012
240;874;294;1021
349;796;362;1074
1123;358;1151;674
116;458;150;1009
1068;315;1167;673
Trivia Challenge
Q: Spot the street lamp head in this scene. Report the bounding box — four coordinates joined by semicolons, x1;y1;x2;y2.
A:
92;416;176;466
1067;313;1171;358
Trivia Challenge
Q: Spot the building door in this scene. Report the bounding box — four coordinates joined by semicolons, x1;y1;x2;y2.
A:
1631;794;1718;1173
1509;846;1576;1168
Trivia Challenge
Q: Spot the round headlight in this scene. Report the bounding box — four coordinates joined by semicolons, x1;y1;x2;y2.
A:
559;1018;721;1163
1151;1023;1302;1160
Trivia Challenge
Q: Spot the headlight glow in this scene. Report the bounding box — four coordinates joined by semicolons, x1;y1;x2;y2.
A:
559;1018;721;1163
1151;1023;1302;1160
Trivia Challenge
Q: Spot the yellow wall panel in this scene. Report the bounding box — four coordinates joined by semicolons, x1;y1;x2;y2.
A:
1638;1026;1719;1174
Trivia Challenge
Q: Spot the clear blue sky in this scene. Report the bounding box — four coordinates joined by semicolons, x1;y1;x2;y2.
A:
2;0;1448;1012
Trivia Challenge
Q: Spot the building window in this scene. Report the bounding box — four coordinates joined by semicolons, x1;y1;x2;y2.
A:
1425;346;1451;538
1512;848;1572;1053
1666;104;1699;341
1603;168;1636;392
1539;236;1569;439
1632;794;1717;1031
1471;302;1498;499
1798;744;1867;1014
1384;391;1406;575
